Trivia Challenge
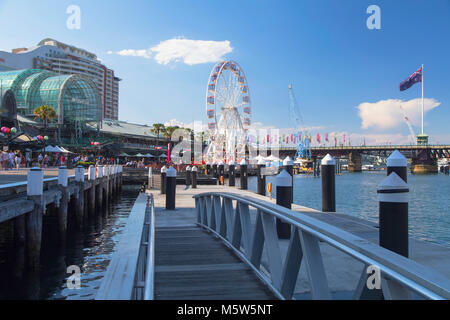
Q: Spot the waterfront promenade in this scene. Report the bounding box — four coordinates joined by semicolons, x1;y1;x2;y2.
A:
0;168;75;185
128;184;450;299
97;180;450;300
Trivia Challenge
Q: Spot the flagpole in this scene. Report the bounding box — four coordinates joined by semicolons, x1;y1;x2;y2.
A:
421;64;424;135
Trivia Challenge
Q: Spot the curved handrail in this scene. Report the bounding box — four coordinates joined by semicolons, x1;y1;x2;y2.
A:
193;192;450;300
144;194;156;300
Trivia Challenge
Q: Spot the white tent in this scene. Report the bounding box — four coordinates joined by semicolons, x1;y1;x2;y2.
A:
159;154;168;158
145;153;155;158
41;145;61;153
264;155;282;162
59;146;72;153
135;153;145;157
251;155;266;163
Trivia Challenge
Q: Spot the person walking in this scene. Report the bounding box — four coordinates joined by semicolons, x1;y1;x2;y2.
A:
9;151;14;170
43;154;49;168
15;153;21;170
38;153;43;168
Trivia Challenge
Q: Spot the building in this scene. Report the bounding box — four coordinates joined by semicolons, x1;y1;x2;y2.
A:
0;38;120;120
0;69;101;125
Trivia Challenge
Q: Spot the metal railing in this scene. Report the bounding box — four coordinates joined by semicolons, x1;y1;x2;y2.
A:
193;192;450;300
144;193;156;300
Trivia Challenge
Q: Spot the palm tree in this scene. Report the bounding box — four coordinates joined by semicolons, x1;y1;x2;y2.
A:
33;105;56;129
164;126;179;141
150;123;165;147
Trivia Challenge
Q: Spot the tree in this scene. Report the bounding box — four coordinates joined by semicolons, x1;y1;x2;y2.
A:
150;123;165;147
33;105;56;129
150;123;165;138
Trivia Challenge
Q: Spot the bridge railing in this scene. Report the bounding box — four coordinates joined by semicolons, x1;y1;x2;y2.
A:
193;192;450;300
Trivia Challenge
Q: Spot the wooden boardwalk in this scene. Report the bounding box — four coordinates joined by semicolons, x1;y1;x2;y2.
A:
154;226;276;300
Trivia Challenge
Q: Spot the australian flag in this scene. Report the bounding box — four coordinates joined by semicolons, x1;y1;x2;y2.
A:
399;66;422;91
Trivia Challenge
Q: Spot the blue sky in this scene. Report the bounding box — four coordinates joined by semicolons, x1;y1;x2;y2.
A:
0;0;449;144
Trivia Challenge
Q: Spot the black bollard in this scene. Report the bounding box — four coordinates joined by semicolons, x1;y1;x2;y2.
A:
165;167;177;210
321;154;336;212
445;165;449;175
191;166;198;189
257;159;266;196
276;170;292;239
228;160;236;187
240;159;248;190
160;166;167;195
377;172;409;257
218;161;225;185
186;166;191;187
283;157;294;203
387;150;407;183
206;162;211;175
212;162;218;178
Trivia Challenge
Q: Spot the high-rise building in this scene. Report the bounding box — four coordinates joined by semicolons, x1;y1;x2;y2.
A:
0;38;120;120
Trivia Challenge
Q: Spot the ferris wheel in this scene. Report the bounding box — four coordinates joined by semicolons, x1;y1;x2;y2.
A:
205;60;252;163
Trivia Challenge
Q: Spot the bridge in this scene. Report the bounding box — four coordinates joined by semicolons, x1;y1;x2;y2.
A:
96;183;450;300
274;145;450;173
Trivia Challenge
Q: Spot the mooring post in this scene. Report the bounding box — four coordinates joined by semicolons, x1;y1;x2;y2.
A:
276;170;292;239
57;166;69;240
387;150;407;182
321;154;336;212
218;161;225;185
96;165;104;209
103;165;110;203
88;165;96;214
148;167;153;188
186;165;192;187
166;167;177;210
111;166;116;195
240;159;248;190
118;165;123;190
283;156;294;203
228;160;236;187
377;172;409;257
13;213;26;278
445;165;449;175
212;161;218;184
257;159;266;196
191;166;198;189
75;165;85;227
161;166;167;195
26;167;44;270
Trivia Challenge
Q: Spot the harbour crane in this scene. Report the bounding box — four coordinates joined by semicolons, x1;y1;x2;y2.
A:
399;105;417;144
288;84;311;160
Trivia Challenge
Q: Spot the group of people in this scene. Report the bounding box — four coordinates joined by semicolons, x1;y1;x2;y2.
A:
0;150;31;170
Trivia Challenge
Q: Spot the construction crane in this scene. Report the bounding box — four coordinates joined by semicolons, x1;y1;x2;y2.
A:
288;84;311;160
400;105;417;144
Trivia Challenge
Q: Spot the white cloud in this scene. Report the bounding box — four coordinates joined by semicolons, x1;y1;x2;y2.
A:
108;49;151;59
107;38;232;65
357;98;440;130
151;38;232;65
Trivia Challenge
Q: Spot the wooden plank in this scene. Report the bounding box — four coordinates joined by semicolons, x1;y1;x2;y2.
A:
154;226;276;300
96;193;148;300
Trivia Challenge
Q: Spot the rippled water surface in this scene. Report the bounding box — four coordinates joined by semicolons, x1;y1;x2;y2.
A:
245;172;450;248
0;185;140;300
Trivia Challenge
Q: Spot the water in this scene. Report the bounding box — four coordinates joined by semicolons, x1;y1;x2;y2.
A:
244;172;450;248
0;184;141;300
